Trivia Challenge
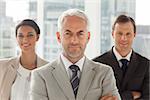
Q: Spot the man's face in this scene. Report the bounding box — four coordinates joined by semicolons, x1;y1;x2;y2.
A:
112;21;136;55
57;16;90;62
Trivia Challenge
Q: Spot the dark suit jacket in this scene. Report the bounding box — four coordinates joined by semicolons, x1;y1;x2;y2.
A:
93;48;149;100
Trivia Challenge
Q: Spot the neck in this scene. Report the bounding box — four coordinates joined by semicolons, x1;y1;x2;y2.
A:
20;52;37;70
117;48;131;57
69;58;79;64
65;55;83;64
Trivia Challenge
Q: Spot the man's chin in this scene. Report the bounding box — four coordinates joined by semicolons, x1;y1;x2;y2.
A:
120;47;130;52
119;45;128;49
68;52;82;58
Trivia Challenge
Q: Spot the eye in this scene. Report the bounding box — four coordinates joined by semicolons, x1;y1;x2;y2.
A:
78;31;84;35
126;32;131;36
64;32;70;35
64;31;72;37
27;32;34;37
17;33;24;38
118;32;123;35
77;31;85;38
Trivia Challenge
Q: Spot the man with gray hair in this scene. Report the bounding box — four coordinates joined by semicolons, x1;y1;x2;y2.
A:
30;9;120;100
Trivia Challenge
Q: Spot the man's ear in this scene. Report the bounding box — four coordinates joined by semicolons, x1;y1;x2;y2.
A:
112;31;115;38
86;32;90;43
56;32;61;43
87;32;90;40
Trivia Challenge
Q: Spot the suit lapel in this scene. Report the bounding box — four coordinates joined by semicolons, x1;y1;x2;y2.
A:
121;52;138;89
51;58;75;100
109;50;123;88
36;56;48;68
36;56;44;67
77;58;95;100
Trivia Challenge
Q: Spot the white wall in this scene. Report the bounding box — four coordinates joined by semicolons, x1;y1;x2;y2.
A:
85;0;101;59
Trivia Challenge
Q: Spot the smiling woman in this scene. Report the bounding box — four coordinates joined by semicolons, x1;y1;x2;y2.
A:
0;19;49;100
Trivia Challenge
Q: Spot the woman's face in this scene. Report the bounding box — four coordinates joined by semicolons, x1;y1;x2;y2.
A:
16;25;39;53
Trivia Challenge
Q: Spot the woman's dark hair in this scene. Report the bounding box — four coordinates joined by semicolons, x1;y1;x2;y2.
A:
112;15;136;33
15;19;40;37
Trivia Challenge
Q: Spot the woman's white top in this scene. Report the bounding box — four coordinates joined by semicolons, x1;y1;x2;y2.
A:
11;63;31;100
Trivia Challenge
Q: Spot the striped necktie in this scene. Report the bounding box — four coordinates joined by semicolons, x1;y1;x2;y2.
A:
69;65;80;98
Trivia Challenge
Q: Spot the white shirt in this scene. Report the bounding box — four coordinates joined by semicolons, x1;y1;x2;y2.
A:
11;63;31;100
60;54;85;79
113;47;132;67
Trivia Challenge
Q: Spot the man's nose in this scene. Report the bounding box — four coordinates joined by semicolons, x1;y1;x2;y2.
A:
121;35;127;40
71;35;79;44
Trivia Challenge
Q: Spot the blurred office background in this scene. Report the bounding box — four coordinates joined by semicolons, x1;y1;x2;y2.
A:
0;0;150;61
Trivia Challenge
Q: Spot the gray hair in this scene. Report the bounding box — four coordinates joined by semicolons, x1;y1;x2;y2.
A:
57;9;89;31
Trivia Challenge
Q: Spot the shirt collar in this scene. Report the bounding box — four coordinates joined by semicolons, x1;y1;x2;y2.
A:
60;54;85;72
113;46;132;61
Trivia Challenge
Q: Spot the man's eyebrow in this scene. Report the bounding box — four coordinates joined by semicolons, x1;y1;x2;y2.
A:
78;30;84;33
65;30;71;32
64;30;84;33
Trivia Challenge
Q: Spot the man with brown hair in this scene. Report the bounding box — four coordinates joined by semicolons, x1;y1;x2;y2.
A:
93;15;149;100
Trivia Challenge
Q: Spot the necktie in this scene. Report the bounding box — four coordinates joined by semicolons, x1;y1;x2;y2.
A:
69;65;80;98
120;59;128;76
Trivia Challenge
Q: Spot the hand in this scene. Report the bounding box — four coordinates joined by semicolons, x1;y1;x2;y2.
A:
131;91;141;100
100;95;118;100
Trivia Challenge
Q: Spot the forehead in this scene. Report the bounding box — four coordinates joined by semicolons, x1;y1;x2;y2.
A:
62;16;87;31
63;16;87;25
114;22;134;31
17;25;36;33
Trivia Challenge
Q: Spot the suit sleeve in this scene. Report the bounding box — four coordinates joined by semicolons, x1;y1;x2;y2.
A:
120;91;133;100
102;67;121;100
120;70;149;100
30;70;48;100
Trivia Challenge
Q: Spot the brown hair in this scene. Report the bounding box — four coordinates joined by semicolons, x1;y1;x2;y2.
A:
112;15;136;33
15;19;40;37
